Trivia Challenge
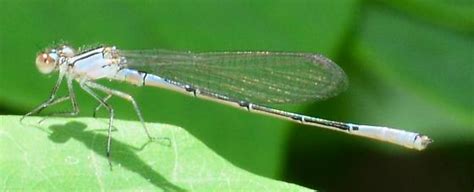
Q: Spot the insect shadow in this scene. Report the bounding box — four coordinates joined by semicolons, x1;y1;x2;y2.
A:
47;121;186;192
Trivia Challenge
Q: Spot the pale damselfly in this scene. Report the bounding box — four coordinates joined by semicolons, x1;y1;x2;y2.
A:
23;44;432;163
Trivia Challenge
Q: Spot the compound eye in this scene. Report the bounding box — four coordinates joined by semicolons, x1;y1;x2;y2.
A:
35;53;57;74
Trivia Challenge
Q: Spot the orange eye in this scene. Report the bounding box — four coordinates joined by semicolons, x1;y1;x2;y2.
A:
35;53;57;74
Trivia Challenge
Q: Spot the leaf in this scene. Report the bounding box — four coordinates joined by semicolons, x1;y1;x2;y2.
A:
0;0;359;178
380;0;474;33
353;3;473;128
0;115;313;191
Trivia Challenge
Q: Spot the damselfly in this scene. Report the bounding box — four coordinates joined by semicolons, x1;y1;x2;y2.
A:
23;44;432;163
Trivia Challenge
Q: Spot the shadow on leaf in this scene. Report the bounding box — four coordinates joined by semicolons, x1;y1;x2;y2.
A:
47;121;186;192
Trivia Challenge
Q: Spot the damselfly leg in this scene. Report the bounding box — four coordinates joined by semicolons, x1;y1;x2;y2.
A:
92;94;112;118
79;82;115;167
22;73;80;123
84;81;155;141
37;76;79;123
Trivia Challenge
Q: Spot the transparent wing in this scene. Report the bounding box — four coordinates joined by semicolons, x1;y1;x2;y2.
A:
120;49;348;104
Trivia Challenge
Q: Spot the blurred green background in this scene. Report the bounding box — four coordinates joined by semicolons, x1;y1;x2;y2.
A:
0;0;472;191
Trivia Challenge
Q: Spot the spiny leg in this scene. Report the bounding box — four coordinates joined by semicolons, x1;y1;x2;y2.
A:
92;94;112;118
38;76;80;123
21;73;65;122
80;82;114;168
85;81;156;141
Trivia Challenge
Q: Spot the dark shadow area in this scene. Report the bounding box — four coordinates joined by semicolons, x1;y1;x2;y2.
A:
284;132;474;192
0;105;23;115
48;121;186;192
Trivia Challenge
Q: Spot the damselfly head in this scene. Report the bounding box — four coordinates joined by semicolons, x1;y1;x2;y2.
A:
35;50;59;74
35;45;76;74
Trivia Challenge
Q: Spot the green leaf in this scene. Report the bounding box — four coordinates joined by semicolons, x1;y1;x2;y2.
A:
353;3;473;130
0;115;313;191
379;0;474;33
